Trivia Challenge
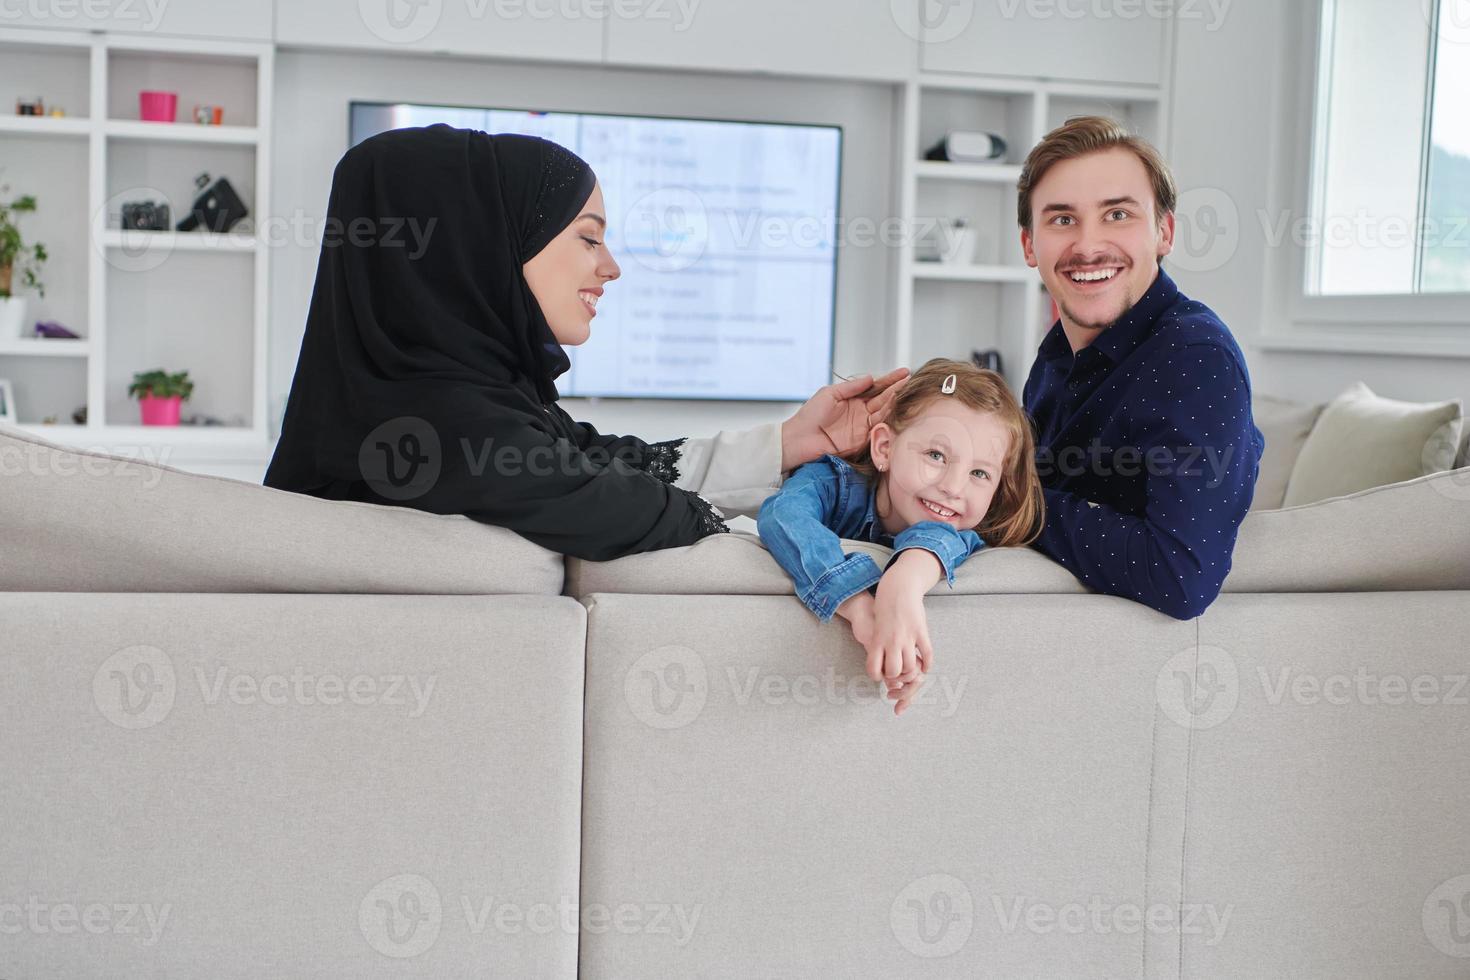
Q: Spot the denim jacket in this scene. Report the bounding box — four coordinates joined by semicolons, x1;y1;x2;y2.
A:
757;454;985;622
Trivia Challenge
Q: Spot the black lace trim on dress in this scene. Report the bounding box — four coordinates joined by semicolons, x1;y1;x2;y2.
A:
642;437;687;485
688;492;731;538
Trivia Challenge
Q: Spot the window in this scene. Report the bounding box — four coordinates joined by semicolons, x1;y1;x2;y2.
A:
1308;0;1470;296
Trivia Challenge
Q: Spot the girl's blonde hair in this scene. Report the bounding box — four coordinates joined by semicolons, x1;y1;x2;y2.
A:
846;358;1044;548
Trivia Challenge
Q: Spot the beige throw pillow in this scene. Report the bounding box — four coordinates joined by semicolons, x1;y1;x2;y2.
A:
1282;382;1464;507
1250;395;1326;511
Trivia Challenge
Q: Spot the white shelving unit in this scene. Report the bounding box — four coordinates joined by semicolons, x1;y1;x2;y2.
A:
0;26;272;464
892;73;1167;388
4;19;1170;474
912;160;1023;184
0;114;92;137
912;263;1036;284
100;229;258;252
104;118;261;144
0;337;90;357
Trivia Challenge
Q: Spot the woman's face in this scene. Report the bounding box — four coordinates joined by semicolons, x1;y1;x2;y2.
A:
522;182;621;346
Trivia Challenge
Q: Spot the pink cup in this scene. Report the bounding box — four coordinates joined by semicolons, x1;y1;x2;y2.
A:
138;90;177;123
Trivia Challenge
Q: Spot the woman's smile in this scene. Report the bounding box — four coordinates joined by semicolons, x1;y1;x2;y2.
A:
578;287;602;318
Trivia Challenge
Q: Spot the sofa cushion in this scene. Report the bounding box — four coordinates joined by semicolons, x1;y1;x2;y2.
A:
565;531;1087;599
1250;395;1324;510
1224;465;1470;593
1187;592;1470;977
1;592;585;975
1282;382;1464;507
0;424;563;594
578;591;1193;975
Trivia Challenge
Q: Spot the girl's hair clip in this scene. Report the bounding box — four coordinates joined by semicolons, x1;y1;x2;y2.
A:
941;373;958;395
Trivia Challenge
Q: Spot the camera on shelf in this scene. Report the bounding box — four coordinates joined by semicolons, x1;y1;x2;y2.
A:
119;201;172;231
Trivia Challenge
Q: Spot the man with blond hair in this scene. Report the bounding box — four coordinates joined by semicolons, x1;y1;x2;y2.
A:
1017;116;1262;620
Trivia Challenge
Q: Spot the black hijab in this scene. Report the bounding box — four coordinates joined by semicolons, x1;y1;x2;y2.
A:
264;124;727;560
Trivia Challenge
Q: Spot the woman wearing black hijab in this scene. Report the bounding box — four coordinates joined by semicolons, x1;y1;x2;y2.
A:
266;124;904;561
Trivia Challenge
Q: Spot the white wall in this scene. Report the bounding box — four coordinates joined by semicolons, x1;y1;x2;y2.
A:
1165;0;1470;410
269;49;900;445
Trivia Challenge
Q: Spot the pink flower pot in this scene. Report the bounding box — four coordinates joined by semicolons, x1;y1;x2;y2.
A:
139;394;182;426
139;91;178;123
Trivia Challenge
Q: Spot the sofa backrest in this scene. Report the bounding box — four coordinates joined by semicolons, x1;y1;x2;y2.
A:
1223;463;1470;593
0;425;564;595
566;531;1087;599
565;465;1470;602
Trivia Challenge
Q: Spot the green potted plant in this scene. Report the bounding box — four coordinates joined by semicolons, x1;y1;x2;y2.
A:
0;190;48;339
128;369;194;426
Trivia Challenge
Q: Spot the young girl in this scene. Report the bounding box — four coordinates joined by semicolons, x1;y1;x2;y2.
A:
758;358;1044;715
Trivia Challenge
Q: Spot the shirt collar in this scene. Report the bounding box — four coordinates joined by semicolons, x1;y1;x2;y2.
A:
1090;268;1177;363
1037;319;1072;362
1036;267;1179;364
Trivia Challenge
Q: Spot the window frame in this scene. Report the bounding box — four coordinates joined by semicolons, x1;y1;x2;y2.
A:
1262;0;1470;357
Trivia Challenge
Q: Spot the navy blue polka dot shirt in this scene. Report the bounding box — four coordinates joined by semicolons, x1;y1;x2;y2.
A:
1022;268;1264;620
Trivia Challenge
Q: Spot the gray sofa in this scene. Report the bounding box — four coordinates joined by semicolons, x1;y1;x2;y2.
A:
3;421;1469;979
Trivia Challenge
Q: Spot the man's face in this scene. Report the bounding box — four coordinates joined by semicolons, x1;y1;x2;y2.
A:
1021;147;1175;340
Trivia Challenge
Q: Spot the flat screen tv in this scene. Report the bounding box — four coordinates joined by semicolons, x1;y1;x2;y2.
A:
350;101;842;401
